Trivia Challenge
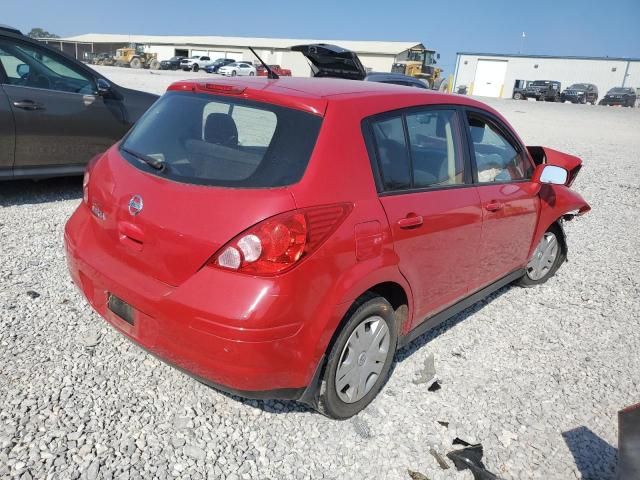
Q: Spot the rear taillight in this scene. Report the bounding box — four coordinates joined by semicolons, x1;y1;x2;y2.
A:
82;153;103;205
82;170;90;205
208;203;353;275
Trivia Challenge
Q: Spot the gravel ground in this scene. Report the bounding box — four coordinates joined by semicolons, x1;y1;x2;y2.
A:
1;70;639;480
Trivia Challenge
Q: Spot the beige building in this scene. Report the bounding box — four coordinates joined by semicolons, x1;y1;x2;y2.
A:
41;33;427;77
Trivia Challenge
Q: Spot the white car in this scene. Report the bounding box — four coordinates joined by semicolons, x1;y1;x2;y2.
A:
218;62;257;77
180;55;213;72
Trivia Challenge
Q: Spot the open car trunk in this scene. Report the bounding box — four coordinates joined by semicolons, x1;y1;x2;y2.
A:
290;44;367;80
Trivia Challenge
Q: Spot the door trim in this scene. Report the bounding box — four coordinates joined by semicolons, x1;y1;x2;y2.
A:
398;268;524;347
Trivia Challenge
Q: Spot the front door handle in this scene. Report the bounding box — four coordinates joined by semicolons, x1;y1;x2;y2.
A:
13;100;45;111
485;201;504;212
397;215;424;229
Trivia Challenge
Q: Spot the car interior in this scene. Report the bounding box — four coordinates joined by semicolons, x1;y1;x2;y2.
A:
0;41;94;94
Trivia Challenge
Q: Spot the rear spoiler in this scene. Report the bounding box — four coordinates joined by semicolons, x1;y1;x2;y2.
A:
527;146;582;187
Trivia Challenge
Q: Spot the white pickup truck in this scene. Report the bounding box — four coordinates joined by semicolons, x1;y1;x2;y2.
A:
180;55;213;72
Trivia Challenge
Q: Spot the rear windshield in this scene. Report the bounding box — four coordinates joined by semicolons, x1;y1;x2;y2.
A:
608;88;631;94
568;84;590;90
120;91;322;188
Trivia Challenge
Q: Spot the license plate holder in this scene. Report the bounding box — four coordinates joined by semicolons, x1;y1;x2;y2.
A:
107;294;135;325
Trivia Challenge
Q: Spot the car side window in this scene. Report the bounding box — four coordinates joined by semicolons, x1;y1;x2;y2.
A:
406;110;464;187
467;113;532;183
0;40;94;94
371;116;411;191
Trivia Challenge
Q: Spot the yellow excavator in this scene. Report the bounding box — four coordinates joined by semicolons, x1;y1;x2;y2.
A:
391;46;442;89
114;44;160;70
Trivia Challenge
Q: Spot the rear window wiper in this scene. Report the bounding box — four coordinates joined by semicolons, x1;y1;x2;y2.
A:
121;146;165;171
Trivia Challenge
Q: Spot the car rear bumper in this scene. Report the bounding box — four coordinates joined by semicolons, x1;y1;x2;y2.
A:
64;205;324;397
600;99;629;106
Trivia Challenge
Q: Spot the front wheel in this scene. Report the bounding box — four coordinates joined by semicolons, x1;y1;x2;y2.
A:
513;92;523;100
192;63;199;72
231;70;237;76
518;226;565;287
319;295;397;419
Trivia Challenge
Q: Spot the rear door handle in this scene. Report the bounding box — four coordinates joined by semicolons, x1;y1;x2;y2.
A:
12;100;44;111
397;215;424;229
485;201;504;212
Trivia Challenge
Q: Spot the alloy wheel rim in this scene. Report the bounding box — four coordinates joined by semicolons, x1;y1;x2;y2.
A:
335;316;390;404
526;232;559;281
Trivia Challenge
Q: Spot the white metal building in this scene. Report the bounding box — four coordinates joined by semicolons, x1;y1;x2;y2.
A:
42;34;426;77
453;52;640;98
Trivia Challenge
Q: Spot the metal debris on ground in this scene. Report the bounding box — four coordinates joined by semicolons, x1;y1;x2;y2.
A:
446;439;502;480
427;381;441;392
407;469;430;480
429;448;449;469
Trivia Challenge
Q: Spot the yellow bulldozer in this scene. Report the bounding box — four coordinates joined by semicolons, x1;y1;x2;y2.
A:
391;46;443;89
114;44;160;70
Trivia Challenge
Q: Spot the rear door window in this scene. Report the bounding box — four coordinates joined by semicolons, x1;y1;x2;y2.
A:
406;110;464;187
370;116;411;191
369;108;467;191
121;91;322;188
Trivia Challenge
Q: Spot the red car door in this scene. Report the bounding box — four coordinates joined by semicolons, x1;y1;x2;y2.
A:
368;108;483;325
464;111;539;288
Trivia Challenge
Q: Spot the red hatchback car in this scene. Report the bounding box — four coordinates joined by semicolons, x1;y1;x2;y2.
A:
65;77;590;418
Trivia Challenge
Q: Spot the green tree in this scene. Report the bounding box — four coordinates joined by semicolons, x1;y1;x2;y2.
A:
27;28;59;39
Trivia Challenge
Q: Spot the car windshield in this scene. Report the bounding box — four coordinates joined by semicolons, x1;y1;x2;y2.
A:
170;57;181;61
608;88;630;94
227;63;238;67
190;56;199;59
568;84;589;90
120;91;322;188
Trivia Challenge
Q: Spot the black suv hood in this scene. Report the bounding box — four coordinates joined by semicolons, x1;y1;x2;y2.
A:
291;44;367;80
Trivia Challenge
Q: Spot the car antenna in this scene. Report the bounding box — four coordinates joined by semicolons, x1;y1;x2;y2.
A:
249;47;279;79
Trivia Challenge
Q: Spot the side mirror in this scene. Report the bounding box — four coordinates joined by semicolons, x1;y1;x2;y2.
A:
96;78;112;96
16;64;30;77
532;164;568;185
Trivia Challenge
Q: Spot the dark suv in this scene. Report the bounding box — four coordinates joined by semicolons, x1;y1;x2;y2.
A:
561;83;598;104
0;25;158;180
160;56;186;70
599;87;637;107
524;80;561;102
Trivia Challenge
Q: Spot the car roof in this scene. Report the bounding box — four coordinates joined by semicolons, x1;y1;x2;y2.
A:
0;25;22;35
167;77;493;117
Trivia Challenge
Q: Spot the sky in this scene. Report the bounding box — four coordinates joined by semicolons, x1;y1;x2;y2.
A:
4;0;640;75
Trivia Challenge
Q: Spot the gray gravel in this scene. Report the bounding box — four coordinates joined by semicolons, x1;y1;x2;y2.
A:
1;91;639;480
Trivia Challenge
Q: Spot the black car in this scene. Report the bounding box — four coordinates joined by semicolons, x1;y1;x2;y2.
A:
291;43;429;88
159;56;186;70
204;58;236;73
523;80;562;102
599;87;636;107
0;25;158;180
560;83;598;104
364;72;428;89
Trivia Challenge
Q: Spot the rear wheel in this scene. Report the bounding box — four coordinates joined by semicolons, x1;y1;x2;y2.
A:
129;57;142;69
513;92;523;100
149;59;160;70
319;295;397;419
518;226;565;287
249;71;255;76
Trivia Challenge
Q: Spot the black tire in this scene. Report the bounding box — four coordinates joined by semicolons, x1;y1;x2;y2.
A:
249;71;255;76
513;92;522;100
231;70;237;76
518;224;566;287
319;294;398;419
192;63;199;72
